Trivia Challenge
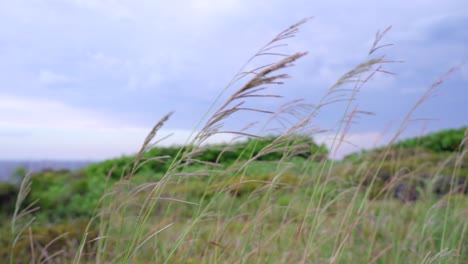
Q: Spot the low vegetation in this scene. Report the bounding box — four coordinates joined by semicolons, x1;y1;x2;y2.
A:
1;19;466;263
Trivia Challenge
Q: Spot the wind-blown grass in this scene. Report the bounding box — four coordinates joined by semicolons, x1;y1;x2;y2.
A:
6;18;467;263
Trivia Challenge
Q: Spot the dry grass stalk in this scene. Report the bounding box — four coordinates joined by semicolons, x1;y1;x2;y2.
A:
127;111;174;179
193;19;312;147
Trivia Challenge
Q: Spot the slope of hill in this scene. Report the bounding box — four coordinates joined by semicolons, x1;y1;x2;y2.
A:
1;127;466;262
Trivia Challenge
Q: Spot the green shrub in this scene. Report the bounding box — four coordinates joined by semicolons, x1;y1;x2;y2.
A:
392;127;466;153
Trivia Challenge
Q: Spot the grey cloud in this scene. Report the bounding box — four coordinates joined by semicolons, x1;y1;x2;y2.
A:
0;0;467;159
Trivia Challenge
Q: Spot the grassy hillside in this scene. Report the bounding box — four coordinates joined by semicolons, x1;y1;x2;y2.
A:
1;127;466;263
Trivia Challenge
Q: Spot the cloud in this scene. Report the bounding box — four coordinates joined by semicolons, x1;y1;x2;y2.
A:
0;94;237;159
38;70;74;84
88;52;121;70
0;126;236;160
1;0;466;160
0;95;119;130
406;13;468;43
66;0;134;20
400;87;426;95
460;64;468;81
0;130;28;138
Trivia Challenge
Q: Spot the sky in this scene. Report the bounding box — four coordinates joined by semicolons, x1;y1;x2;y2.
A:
0;0;467;160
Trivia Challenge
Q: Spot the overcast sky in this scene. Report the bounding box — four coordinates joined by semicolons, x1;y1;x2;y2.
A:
0;0;467;160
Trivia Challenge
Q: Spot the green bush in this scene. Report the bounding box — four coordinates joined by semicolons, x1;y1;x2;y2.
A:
393;127;466;153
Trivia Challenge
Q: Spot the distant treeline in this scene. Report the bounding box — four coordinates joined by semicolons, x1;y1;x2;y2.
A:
392;127;466;152
85;135;328;180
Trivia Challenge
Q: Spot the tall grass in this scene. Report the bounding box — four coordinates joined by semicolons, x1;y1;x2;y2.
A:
9;19;467;263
